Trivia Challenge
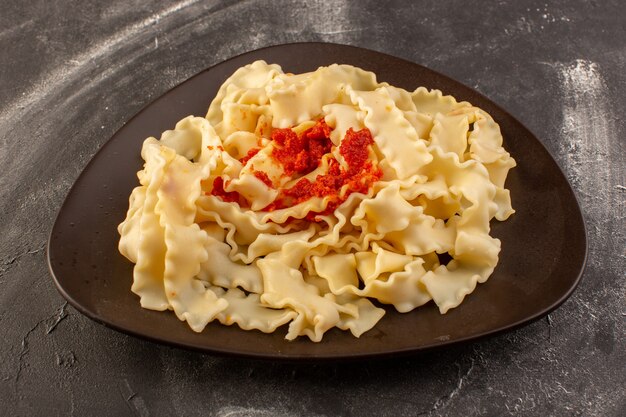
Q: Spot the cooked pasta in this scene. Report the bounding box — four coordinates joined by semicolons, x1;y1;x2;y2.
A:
118;61;516;341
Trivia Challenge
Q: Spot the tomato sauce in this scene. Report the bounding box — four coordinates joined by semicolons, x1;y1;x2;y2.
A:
210;176;240;203
239;148;260;165
210;119;381;220
253;171;273;188
270;120;333;176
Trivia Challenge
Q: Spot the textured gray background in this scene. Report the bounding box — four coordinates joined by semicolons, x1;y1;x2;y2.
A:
1;0;624;416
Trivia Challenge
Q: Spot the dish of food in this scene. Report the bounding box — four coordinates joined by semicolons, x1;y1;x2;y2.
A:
117;61;516;342
48;43;586;358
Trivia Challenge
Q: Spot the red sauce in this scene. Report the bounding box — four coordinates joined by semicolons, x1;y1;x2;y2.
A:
266;124;381;220
239;148;260;165
340;128;374;173
253;171;273;188
209;177;241;203
210;120;381;219
270;120;332;176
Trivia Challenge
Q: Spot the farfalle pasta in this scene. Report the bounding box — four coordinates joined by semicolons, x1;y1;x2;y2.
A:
118;61;516;341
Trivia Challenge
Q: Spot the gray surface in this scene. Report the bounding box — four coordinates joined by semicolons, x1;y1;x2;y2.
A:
0;0;624;415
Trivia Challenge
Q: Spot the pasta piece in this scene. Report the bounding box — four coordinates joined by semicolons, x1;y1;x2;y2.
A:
354;243;413;284
123;143;170;311
212;287;297;333
197;235;263;293
335;296;386;338
267;64;378;128
349;86;432;179
118;186;146;264
361;258;432;313
429;113;469;159
156;145;228;331
312;253;359;293
411;87;471;116
206;60;282;126
258;258;349;342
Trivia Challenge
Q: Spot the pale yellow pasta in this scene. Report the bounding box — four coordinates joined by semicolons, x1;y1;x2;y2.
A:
118;61;516;341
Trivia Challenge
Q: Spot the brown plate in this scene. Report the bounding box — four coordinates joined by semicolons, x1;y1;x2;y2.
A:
47;43;587;360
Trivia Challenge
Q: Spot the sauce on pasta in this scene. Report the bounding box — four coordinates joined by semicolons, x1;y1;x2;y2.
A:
265;122;382;220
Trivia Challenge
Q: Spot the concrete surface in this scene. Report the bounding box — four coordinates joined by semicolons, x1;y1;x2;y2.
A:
0;0;624;416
